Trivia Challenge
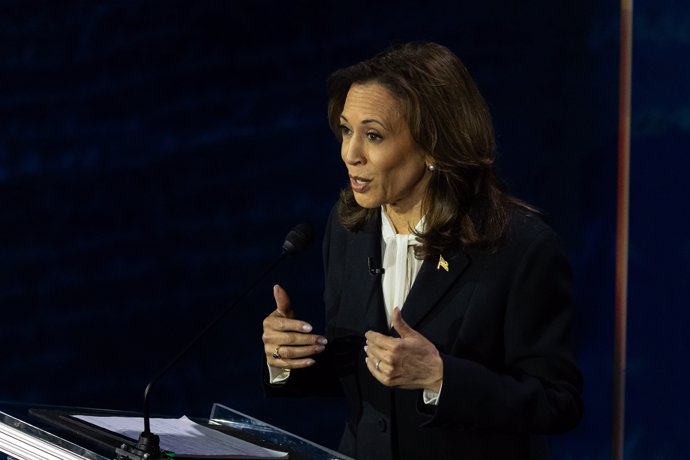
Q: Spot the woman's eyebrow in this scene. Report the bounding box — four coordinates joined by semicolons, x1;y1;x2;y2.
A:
340;114;387;129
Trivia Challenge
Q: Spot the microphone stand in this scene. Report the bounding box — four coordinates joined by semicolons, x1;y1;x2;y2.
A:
116;224;312;460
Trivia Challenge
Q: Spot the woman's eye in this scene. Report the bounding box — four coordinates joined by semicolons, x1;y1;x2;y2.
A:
339;125;352;136
367;131;382;142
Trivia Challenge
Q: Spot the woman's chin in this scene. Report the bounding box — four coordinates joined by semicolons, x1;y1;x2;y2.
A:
353;194;381;209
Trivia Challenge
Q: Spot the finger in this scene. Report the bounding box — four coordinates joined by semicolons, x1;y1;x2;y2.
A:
284;358;317;369
265;343;325;361
364;330;397;351
270;357;316;369
266;342;324;370
391;307;416;338
363;344;386;374
264;314;314;334
365;356;392;387
263;330;327;350
273;284;293;318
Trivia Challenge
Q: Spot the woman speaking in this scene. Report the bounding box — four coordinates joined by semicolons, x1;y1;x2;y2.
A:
261;42;583;460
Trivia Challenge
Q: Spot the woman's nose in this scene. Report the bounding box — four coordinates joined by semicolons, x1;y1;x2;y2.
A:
343;137;365;165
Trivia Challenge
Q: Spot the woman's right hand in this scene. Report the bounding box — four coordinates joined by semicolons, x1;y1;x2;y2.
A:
262;284;327;369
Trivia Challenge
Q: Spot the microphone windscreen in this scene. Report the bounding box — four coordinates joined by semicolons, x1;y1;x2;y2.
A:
282;223;314;255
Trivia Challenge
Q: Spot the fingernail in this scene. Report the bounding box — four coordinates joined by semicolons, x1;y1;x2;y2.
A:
315;345;325;352
317;337;328;345
306;359;315;366
302;324;313;332
363;345;368;353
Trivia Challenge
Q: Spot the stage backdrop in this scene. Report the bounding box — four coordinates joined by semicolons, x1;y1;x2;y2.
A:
1;1;688;458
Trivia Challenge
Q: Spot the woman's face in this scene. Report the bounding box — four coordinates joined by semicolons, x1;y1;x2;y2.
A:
339;83;430;216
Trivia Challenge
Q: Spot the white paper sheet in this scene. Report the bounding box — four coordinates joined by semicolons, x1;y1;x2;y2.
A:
74;415;287;458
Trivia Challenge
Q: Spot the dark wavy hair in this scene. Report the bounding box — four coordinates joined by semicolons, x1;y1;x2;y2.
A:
327;42;533;257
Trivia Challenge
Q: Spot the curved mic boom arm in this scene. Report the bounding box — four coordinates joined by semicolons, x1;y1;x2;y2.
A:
123;223;313;459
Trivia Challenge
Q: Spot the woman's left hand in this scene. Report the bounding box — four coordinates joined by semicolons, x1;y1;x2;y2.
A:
364;307;443;392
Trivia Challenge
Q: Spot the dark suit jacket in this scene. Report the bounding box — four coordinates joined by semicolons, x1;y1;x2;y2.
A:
265;205;583;460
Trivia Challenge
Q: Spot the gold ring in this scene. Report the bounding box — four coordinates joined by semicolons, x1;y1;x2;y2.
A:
272;346;282;360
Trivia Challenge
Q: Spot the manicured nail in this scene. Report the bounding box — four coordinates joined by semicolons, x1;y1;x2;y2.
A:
315;345;325;353
317;337;328;345
364;345;368;353
306;359;315;366
302;324;313;332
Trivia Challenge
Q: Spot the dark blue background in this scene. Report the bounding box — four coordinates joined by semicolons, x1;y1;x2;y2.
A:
1;1;688;458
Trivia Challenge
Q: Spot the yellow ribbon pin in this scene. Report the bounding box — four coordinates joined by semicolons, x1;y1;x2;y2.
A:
437;254;449;272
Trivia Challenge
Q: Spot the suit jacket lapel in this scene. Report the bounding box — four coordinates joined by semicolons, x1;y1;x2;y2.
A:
399;249;470;330
342;213;389;334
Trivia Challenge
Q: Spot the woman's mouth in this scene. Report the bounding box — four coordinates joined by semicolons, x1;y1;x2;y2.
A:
349;175;371;193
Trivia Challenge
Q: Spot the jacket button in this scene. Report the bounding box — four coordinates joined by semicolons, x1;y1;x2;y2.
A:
377;418;387;432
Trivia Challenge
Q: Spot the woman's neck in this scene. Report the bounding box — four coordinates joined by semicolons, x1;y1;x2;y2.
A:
383;203;423;234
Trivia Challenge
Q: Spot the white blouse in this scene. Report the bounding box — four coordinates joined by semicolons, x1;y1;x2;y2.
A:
381;208;441;405
380;208;425;327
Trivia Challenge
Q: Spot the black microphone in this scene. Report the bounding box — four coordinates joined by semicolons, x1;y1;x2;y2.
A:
282;223;313;255
368;256;385;276
115;223;314;460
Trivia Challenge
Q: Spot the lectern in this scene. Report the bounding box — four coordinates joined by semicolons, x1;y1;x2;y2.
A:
0;402;352;460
